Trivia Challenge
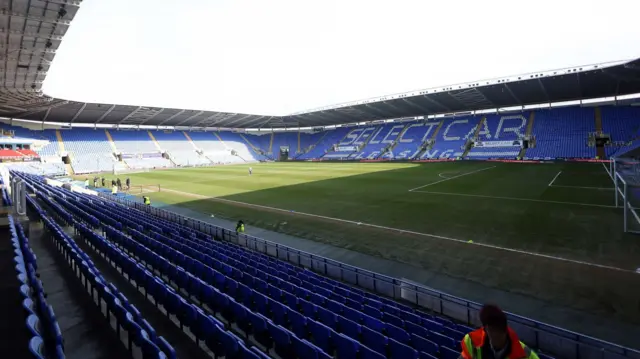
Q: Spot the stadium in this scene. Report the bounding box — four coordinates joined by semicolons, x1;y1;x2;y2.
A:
1;1;640;359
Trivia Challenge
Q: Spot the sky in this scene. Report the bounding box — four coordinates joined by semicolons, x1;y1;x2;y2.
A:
43;0;640;116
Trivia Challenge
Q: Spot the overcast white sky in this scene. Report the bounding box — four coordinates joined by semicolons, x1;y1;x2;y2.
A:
42;0;640;116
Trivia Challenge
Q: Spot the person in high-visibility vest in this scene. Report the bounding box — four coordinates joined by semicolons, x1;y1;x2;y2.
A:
236;220;245;233
84;178;89;188
111;185;117;195
460;304;539;359
143;196;151;206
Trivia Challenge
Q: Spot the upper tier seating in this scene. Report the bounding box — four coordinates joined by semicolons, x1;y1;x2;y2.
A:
525;107;594;159
110;130;158;153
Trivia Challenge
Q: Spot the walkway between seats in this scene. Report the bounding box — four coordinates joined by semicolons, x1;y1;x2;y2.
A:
152;200;640;349
26;221;131;359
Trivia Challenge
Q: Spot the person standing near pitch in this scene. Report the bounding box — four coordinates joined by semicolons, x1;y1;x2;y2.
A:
249;167;252;176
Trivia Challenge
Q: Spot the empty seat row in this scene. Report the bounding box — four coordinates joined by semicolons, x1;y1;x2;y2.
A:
10;215;64;359
35;181;474;359
26;195;176;359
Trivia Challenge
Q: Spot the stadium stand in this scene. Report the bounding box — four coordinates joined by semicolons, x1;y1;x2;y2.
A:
390;122;437;160
8;170;638;359
110;130;158;154
59;129;117;174
151;130;209;166
1;213;63;358
524;107;595;159
601;106;640;158
298;127;351;160
0;104;637;176
416;117;479;160
270;132;300;159
216;132;261;162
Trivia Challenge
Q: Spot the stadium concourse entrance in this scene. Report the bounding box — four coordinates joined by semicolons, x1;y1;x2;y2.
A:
279;146;289;161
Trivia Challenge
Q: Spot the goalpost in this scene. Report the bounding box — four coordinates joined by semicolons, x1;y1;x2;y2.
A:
610;158;640;234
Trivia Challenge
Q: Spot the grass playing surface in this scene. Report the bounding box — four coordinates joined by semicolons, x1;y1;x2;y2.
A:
88;162;640;325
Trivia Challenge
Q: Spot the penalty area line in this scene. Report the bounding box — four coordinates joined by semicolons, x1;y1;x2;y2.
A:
159;188;633;273
408;166;496;192
548;171;562;187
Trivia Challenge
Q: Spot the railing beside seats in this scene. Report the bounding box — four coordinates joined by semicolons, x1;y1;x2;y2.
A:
103;194;640;359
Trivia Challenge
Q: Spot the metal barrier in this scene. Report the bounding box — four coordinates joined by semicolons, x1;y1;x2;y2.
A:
104;194;639;359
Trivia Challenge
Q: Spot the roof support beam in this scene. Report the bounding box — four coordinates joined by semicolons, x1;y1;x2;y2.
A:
42;107;51;122
240;116;269;128
174;110;204;126
138;108;165;125
42;0;83;7
225;114;257;127
1;29;63;41
422;95;452;112
402;98;430;114
158;109;186;125
2;11;72;26
364;104;396;119
501;84;522;105
537;79;550;103
119;106;142;124
69;103;87;122
257;117;275;129
96;104;116;123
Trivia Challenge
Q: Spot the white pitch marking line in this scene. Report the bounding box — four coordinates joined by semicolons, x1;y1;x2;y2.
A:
157;187;633;273
412;190;617;209
548;171;562;187
549;185;614;191
408;166;496;192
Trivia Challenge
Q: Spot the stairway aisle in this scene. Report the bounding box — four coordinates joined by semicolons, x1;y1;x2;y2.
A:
26;221;132;359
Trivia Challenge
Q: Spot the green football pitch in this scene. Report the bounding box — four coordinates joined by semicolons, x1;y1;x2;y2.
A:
91;161;640;325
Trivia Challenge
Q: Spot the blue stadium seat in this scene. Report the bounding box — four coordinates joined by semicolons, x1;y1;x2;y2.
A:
389;337;419;359
361;326;388;355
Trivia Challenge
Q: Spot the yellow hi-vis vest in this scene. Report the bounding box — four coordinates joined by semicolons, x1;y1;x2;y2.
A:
112;185;117;194
144;197;151;205
461;329;538;359
237;224;245;233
